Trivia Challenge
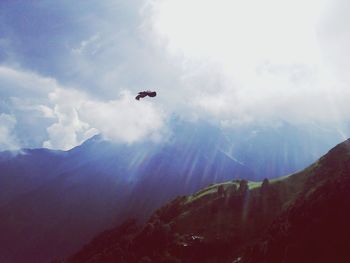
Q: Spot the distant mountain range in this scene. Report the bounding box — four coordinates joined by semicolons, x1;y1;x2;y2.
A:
0;120;347;263
65;138;350;263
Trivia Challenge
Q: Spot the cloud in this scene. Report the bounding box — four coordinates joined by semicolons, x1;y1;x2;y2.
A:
187;62;350;125
43;88;166;149
42;88;97;150
80;91;166;143
146;0;350;127
0;66;59;97
0;114;20;151
0;66;166;150
318;0;350;83
0;66;61;148
0;0;350;150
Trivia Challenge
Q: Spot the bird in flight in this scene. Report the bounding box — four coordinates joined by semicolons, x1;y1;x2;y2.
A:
135;90;157;100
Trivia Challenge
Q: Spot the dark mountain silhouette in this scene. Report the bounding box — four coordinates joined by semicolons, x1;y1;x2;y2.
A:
0;123;252;263
241;139;350;263
0;120;345;263
64;138;350;263
0;148;66;206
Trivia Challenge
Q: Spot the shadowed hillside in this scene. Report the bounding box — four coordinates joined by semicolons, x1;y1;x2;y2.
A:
65;139;350;263
241;139;350;263
0;122;253;263
0;121;345;263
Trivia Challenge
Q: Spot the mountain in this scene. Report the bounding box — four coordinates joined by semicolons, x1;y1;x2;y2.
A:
64;138;350;263
0;122;252;263
0;120;346;263
218;122;346;178
241;138;350;263
0;148;67;206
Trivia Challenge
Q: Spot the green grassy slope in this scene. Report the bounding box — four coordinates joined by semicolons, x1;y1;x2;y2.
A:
64;139;350;263
66;161;313;263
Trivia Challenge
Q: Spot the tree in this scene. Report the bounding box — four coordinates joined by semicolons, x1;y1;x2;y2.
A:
239;180;249;194
217;185;225;197
261;178;270;194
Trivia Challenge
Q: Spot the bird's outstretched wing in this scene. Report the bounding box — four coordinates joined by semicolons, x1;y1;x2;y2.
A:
148;91;157;97
135;91;156;100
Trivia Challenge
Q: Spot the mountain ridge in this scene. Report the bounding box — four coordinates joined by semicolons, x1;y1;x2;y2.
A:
0;122;252;263
64;138;350;263
0;121;347;263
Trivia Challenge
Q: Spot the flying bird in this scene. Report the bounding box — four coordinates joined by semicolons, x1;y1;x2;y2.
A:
135;90;157;100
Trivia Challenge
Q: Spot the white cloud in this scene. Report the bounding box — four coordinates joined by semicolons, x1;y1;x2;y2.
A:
146;0;350;127
0;66;62;149
318;0;350;83
0;66;166;150
1;0;350;150
188;63;350;125
80;91;166;144
150;0;319;61
71;34;101;55
42;89;97;150
36;105;56;118
43;88;166;150
0;114;20;151
0;66;60;97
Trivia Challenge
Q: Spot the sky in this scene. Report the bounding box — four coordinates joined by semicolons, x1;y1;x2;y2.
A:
0;0;349;150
